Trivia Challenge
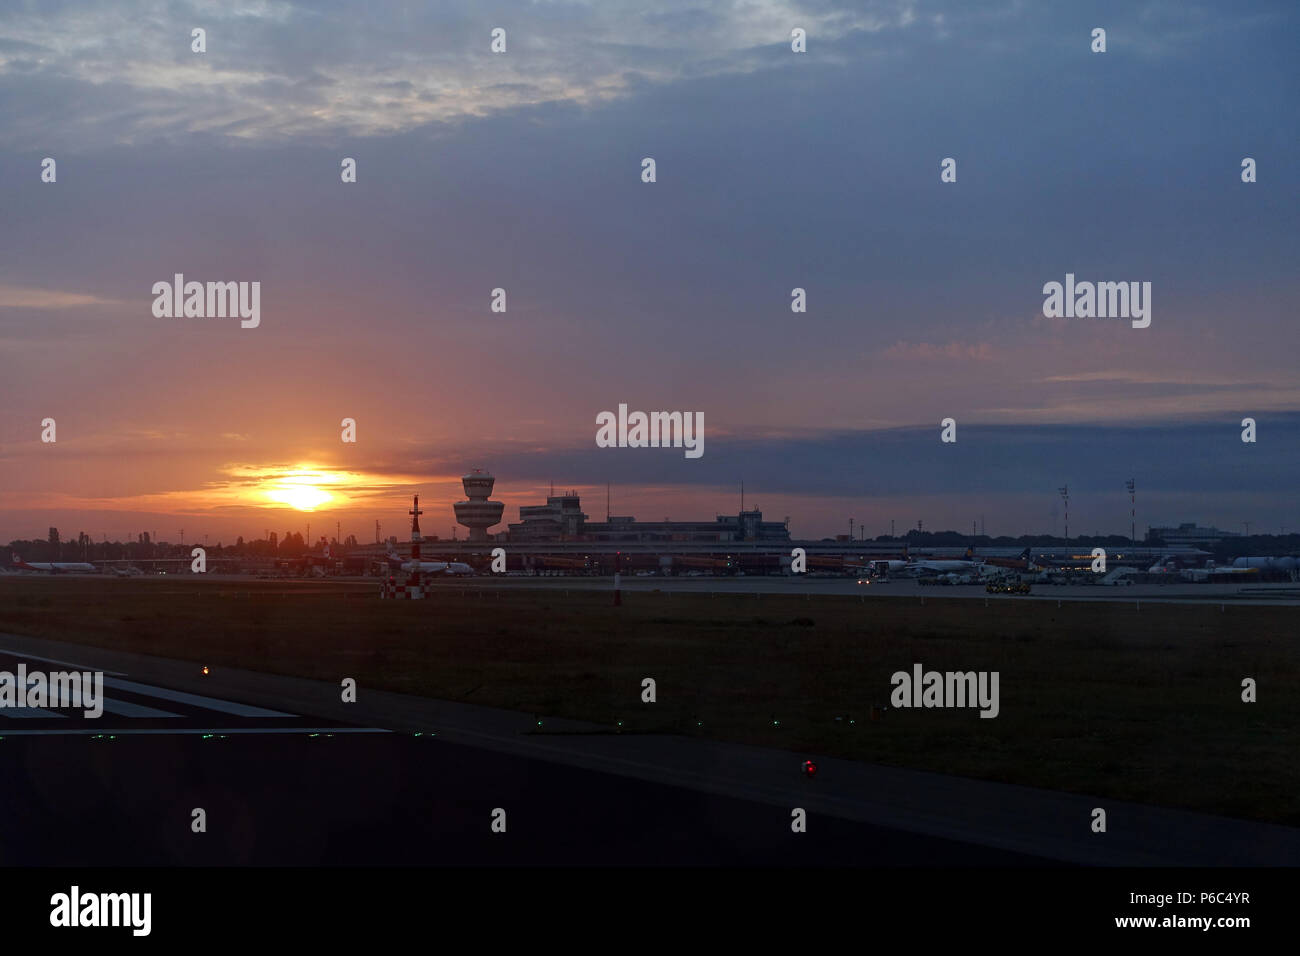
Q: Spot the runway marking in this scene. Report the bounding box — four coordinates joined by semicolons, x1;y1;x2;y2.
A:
0;648;126;676
1;707;68;719
102;677;295;717
98;697;182;718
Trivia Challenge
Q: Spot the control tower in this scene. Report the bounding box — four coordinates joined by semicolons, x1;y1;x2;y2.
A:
453;469;505;542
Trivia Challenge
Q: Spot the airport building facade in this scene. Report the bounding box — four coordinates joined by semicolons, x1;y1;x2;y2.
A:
505;493;790;544
1147;523;1241;548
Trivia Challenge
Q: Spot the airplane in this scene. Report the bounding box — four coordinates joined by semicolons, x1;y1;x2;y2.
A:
861;556;909;576
10;554;98;573
852;546;911;578
384;548;449;574
383;548;474;577
1195;560;1261;581
1147;556;1211;579
978;547;1035;571
903;547;981;577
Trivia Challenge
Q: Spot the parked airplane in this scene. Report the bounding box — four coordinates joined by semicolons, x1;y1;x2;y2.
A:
1199;561;1261;580
1229;556;1298;574
860;546;910;575
11;554;97;573
904;547;980;577
1146;557;1184;577
383;549;473;576
978;547;1035;571
384;548;449;574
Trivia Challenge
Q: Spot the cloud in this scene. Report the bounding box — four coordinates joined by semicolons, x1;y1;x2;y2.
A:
0;0;925;149
0;284;126;309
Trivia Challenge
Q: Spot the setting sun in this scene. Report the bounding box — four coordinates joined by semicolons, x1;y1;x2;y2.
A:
266;483;332;512
259;469;342;512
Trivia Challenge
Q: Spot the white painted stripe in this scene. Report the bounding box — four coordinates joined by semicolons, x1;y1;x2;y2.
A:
102;678;295;717
0;648;126;676
0;727;390;736
99;697;182;718
0;706;67;719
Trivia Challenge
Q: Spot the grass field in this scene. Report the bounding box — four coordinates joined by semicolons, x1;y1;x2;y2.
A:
1;576;1295;825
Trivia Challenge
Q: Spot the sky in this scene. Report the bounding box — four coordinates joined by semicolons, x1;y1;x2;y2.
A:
1;0;1297;545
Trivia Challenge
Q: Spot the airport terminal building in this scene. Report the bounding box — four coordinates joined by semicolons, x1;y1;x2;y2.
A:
1147;523;1241;548
506;493;790;544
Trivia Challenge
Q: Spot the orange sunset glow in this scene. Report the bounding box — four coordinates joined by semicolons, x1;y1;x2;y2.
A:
256;469;346;513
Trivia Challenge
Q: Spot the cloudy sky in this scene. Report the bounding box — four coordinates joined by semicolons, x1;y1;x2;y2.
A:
1;0;1296;544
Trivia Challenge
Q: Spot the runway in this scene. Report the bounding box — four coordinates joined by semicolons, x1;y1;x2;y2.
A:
0;637;1040;865
1;632;1296;866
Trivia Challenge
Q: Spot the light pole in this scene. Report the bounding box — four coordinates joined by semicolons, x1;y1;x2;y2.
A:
1058;486;1069;540
1125;479;1135;546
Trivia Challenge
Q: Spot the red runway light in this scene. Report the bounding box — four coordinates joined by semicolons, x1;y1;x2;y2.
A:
802;760;817;777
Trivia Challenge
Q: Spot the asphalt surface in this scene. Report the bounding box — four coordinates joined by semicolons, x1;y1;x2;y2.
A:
1;732;1055;866
0;639;1050;865
3;634;1297;867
